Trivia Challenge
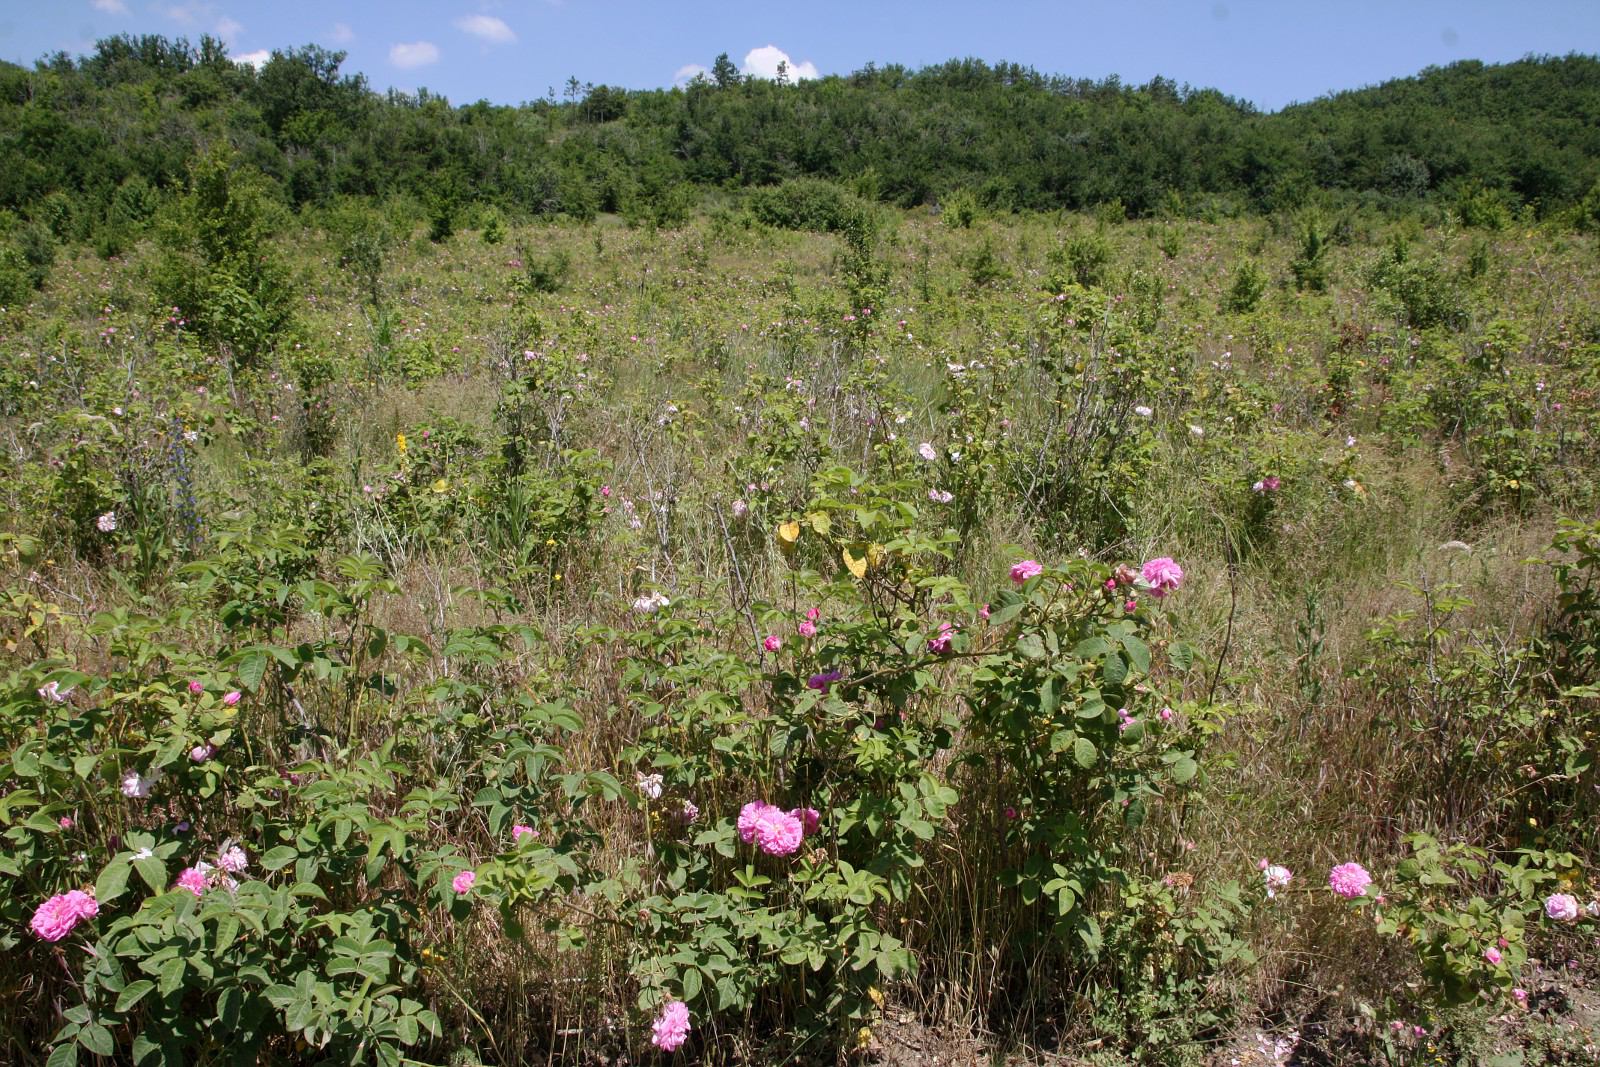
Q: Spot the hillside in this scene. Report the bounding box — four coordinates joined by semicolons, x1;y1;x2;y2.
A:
2;40;1600;249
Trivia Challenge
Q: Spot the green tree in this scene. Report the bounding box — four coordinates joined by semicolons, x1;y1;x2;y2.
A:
153;145;293;370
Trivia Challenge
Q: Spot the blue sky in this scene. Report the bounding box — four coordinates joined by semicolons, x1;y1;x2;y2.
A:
2;1;1597;111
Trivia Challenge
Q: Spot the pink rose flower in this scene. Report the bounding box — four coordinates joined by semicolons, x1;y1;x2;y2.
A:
1009;559;1043;584
738;801;804;856
452;870;476;894
174;867;209;897
763;635;782;653
651;999;692;1052
753;807;803;856
188;680;204;695
737;801;770;844
512;824;536;843
222;691;241;706
798;620;816;638
790;807;821;835
1545;893;1579;921
1141;557;1184;597
30;890;98;941
1328;862;1372;899
1484;946;1502;964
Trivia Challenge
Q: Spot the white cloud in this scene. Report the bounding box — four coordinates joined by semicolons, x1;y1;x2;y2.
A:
214;16;243;43
455;14;516;44
742;45;818;82
389;41;440;69
160;2;218;27
330;22;354;44
90;0;129;14
673;63;708;87
236;49;270;69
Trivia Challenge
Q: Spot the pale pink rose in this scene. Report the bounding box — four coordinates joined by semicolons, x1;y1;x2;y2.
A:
1009;559;1043;584
1545;893;1579;921
651;999;691;1051
1141;557;1184;597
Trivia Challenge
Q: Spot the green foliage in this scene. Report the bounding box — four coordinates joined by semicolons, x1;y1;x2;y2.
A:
325;199;392;307
963;235;1008;288
1289;214;1328;292
515;243;571;294
1223;260;1267;313
942;189;980;229
1050;232;1114;290
1366;245;1463;329
749;179;868;234
153;146;293;368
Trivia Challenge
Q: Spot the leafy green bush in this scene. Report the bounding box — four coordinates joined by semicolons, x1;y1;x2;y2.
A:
1223;260;1267;312
153;146;294;369
749;179;868;234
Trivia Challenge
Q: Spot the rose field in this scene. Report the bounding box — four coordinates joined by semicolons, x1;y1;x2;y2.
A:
3;44;1600;1067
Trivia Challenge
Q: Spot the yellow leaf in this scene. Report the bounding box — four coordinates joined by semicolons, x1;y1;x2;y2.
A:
431;478;450;494
777;520;800;545
842;546;867;580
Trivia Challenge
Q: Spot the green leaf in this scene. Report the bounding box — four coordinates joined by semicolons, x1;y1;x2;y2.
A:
157;957;187;996
1169;755;1198;784
234;649;269;691
1073;737;1098;768
116;980;156;1013
681;966;702;1003
1039;675;1057;717
78;1024;115;1057
1101;652;1127;688
260;846;298;871
1015;633;1046;660
133;856;167;894
987;594;1025;626
46;1043;78;1067
96;861;131;904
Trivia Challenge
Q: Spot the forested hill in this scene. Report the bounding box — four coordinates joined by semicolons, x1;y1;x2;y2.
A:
2;37;1599;248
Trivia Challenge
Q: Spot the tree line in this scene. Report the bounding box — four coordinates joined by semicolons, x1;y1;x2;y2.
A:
2;35;1599;259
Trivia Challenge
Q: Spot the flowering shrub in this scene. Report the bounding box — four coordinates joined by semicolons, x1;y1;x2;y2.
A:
1330;834;1589;1013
